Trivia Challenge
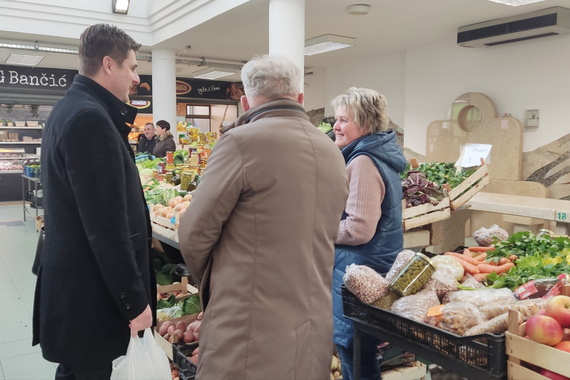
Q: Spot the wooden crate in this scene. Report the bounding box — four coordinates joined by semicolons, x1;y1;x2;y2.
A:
157;277;199;302
447;159;491;211
506;286;570;380
402;197;451;231
155;313;200;360
382;362;427;380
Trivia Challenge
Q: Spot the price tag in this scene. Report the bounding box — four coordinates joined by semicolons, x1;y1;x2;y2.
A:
556;211;568;222
455;144;492;168
427;304;444;317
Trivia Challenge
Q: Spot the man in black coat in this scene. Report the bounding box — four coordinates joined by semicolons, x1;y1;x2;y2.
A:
33;24;156;380
137;122;157;154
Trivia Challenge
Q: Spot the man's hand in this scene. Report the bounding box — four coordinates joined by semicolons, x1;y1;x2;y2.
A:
129;305;153;337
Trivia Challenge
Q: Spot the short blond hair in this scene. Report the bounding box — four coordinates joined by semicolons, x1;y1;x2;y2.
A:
332;87;389;134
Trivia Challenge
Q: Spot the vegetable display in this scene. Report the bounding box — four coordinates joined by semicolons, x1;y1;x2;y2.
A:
400;162;475;189
401;170;445;207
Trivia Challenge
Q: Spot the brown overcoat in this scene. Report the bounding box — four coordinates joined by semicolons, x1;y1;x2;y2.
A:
179;98;349;380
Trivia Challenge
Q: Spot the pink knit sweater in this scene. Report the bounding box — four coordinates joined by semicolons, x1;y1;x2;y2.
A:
336;155;386;245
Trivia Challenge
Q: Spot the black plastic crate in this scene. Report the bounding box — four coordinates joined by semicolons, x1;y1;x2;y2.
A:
341;285;507;380
179;368;195;380
173;342;199;374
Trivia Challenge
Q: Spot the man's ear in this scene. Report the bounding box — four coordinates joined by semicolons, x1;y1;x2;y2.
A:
101;56;113;76
297;93;304;105
240;95;250;112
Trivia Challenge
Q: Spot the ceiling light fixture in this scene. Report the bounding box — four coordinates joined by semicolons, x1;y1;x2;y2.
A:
486;0;546;6
5;54;44;66
192;66;239;80
304;34;356;56
347;4;371;15
0;42;35;51
112;0;130;14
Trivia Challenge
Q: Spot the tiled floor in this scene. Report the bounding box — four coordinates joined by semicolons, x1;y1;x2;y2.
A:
0;204;56;380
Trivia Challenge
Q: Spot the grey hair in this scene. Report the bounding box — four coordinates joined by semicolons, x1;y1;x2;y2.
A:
240;54;301;100
331;87;390;135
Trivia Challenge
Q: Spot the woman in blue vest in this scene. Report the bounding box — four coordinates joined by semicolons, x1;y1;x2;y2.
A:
332;87;407;380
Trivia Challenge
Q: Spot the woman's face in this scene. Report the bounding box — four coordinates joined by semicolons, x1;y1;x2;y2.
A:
155;126;165;136
333;106;365;149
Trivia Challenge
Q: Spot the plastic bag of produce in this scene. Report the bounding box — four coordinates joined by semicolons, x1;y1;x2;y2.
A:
473;224;509;247
343;264;390;304
429;302;487;336
390;289;440;323
463;312;524;336
430;255;464;281
423;270;458;300
373;291;401;310
480;298;548;320
111;328;171;380
443;288;515;307
156;305;183;322
460;273;486;289
385;250;416;282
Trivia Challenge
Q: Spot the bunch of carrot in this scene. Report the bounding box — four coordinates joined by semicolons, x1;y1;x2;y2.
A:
444;247;517;283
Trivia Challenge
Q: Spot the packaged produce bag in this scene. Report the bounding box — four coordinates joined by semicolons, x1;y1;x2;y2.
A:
111;328;171;380
343;264;390;304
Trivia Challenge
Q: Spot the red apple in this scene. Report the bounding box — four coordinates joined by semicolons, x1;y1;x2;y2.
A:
526;315;563;346
563;328;570;342
546;296;570;328
540;368;570;380
537;309;547;316
554;341;570;353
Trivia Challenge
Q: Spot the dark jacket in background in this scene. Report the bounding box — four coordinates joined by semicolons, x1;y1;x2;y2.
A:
333;130;407;349
138;135;156;154
153;132;176;157
33;74;156;370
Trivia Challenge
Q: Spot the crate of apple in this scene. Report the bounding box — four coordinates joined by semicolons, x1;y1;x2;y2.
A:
508;295;570;380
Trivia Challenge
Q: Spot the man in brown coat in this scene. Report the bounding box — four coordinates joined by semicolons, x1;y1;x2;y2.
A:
178;54;349;380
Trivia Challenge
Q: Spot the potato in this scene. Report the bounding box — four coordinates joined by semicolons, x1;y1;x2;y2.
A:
197;311;203;321
163;333;170;341
168;199;177;208
167;325;176;336
174;203;185;212
187;321;200;333
166;213;174;219
192;347;199;356
174;329;184;339
155;204;164;210
159;323;170;336
183;331;194;343
176;321;187;331
183;194;192;202
189;355;199;365
193;331;199;341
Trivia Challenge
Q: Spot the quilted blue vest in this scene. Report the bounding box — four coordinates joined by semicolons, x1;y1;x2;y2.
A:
335;130;407;275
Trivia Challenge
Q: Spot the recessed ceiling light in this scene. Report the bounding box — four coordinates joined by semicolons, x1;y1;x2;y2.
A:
112;0;130;14
5;54;44;66
304;34;356;56
192;66;238;80
487;0;546;6
347;4;371;15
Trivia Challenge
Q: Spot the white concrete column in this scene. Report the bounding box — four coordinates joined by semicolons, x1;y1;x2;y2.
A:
269;0;305;95
151;48;177;130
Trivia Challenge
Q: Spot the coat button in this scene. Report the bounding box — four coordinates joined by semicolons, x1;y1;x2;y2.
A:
120;292;126;300
125;303;131;310
120;108;128;116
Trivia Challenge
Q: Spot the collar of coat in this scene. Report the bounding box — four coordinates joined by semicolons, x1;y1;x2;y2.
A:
220;98;307;134
73;74;138;139
159;131;174;142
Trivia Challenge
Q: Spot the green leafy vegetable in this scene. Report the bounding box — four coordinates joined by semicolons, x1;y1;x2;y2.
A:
400;162;475;189
157;295;177;309
155;271;173;286
178;294;202;315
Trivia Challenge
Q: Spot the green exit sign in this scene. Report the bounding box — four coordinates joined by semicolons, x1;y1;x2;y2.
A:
556;211;568;222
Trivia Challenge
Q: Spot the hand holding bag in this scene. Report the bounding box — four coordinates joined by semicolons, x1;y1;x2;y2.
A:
111;328;170;380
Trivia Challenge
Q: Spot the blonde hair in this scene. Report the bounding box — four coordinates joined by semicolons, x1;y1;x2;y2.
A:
240;54;301;100
331;87;389;134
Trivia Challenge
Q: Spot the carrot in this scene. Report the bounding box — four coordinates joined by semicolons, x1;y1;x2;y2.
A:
477;262;514;275
450;255;480;274
463;248;473;258
473;273;488;282
499;257;509;265
474;252;487;261
468;246;495;252
445;252;478;265
509;255;518;262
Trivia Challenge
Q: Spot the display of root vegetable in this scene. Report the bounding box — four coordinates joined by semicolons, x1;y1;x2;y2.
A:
158;311;203;343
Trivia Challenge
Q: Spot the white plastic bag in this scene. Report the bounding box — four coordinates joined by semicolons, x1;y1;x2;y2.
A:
111;328;171;380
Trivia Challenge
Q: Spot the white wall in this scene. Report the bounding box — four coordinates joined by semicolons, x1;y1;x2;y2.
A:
323;53;407;127
303;67;326;112
404;34;570;155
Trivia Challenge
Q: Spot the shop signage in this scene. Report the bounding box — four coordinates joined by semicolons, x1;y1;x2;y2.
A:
176;80;192;95
0;64;76;94
128;100;151;110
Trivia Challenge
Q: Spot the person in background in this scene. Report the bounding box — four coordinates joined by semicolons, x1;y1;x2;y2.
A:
33;24;155;380
331;87;407;380
138;122;156;154
153;119;176;158
178;54;349;380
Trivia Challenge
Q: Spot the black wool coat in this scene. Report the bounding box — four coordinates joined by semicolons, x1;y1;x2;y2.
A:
33;75;156;369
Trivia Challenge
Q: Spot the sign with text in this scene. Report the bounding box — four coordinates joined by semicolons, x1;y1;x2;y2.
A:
455;143;492;168
0;64;76;94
